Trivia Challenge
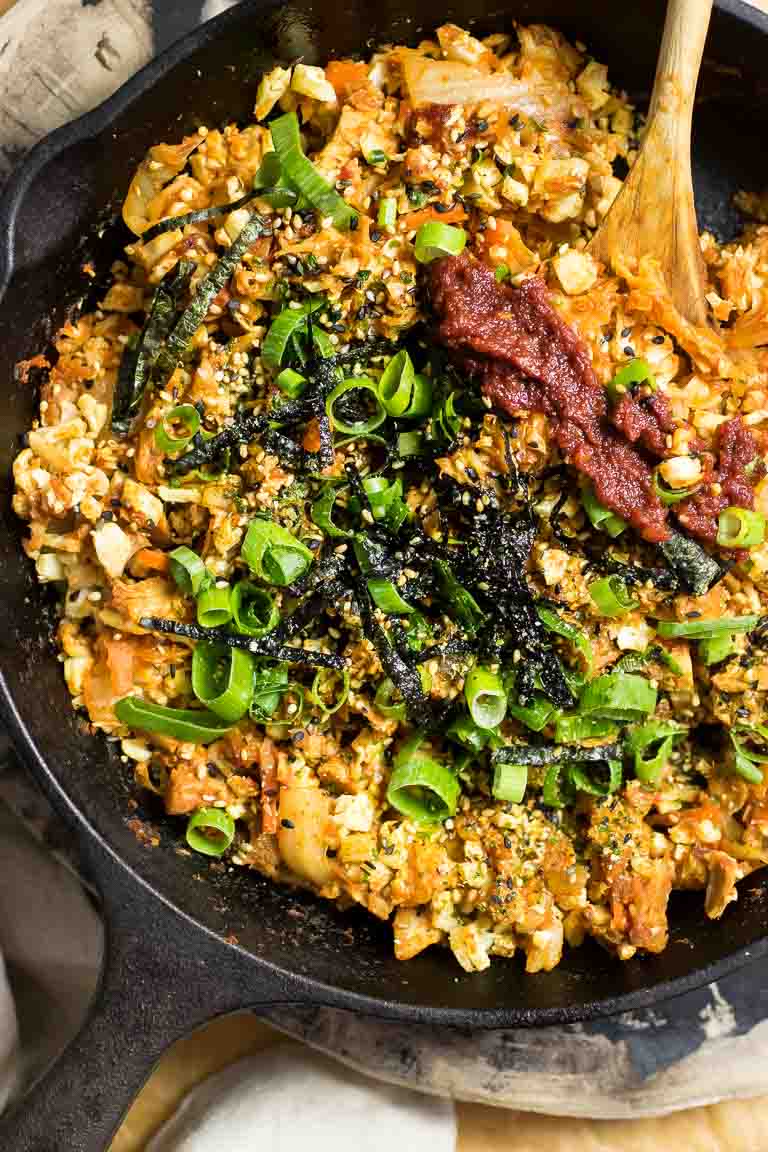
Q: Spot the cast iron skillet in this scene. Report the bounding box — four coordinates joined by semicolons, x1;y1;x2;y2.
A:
1;1;768;1147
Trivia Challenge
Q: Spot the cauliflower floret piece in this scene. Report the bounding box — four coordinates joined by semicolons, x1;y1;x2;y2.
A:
332;793;375;833
254;65;292;121
501;174;529;208
92;520;138;579
77;393;108;438
615;618;654;652
291;64;337;105
449;920;494;972
552;249;598;295
430;890;461;934
576;60;611;111
534;157;589;223
393;907;442;961
121;477;164;528
27;419;92;472
437;23;489;66
36;552;66;582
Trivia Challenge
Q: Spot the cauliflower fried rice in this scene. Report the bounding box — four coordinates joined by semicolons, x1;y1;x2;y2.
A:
12;22;768;974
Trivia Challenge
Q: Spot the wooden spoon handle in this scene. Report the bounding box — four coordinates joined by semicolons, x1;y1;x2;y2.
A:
649;0;713;126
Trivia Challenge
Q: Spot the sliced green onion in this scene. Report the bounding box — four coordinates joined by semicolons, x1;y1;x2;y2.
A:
582;484;627;538
699;633;736;666
192;641;255;723
262;298;324;372
326;376;387;435
367;577;414;615
431;390;462;443
241;516;314;586
275;367;307;398
434;559;485;634
507;693;555;733
311;484;354;538
716;507;766;550
624;720;686;784
374;677;407;721
270;111;358;230
655;614;760;639
492;762;527;803
494;264;510;283
579;672;657;722
249;663;289;722
115;696;232;743
615;645;684;677
362;474;410;532
196;584;233;629
542;763;566;807
186;808;236;857
555;714;619;743
537;605;593;674
397;430;425;457
588;575;638;617
309;668;350;716
253;151;299;210
653;467;698;505
377;198;397;228
169;546;211;597
387;734;459;824
414;221;467;264
569;758;623;796
446;713;495;754
231;580;279;638
378;350;432;418
154;404;201;454
606;357;656;399
465;665;507;730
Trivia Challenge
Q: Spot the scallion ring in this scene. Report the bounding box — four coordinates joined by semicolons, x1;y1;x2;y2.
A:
605;357;656;399
492;762;528;803
231;580;280;638
377;198;397;229
311;484;354;538
624;720;686;784
186;808;236;857
367;576;415;615
582;484;627;538
191;641;255;723
114;696;232;743
387;734;459;824
699;633;736;666
241;516;314;587
196;584;233;629
154;404;201;454
414;221;467;264
326;376;387;435
275;367;307;399
568;758;623;797
716;507;766;550
169;546;212;597
465;665;507;730
654;614;760;639
588;575;638;617
578;672;657;722
378;350;432;418
654;467;698;505
309;668;351;716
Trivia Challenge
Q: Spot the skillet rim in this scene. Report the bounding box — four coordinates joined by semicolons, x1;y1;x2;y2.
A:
2;0;768;1029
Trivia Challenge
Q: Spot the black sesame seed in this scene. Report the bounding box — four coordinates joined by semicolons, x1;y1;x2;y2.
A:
370;229;383;242
652;334;665;344
102;510;114;521
325;847;338;858
281;818;295;829
621;326;632;338
623;345;635;357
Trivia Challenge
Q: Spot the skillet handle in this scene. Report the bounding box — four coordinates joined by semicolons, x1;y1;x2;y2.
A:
0;832;310;1152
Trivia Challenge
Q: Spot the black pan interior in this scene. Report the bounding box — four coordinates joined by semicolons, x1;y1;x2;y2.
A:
1;0;768;1026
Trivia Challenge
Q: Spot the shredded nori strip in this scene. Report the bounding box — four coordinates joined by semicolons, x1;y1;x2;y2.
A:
354;579;432;725
493;742;621;767
139;616;345;669
111;260;194;435
153;213;268;386
139;186;293;245
659;531;724;596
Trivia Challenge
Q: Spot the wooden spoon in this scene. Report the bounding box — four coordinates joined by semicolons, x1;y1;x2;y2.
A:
589;0;713;327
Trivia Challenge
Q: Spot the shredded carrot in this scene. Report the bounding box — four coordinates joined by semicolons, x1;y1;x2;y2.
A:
104;635;136;696
130;547;170;577
259;738;279;835
400;204;467;231
302;418;322;453
325;59;369;100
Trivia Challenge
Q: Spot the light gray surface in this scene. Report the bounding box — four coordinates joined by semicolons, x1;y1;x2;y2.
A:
2;0;768;1119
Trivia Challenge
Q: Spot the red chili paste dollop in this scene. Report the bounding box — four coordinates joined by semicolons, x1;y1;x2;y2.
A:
676;418;760;543
429;253;760;546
